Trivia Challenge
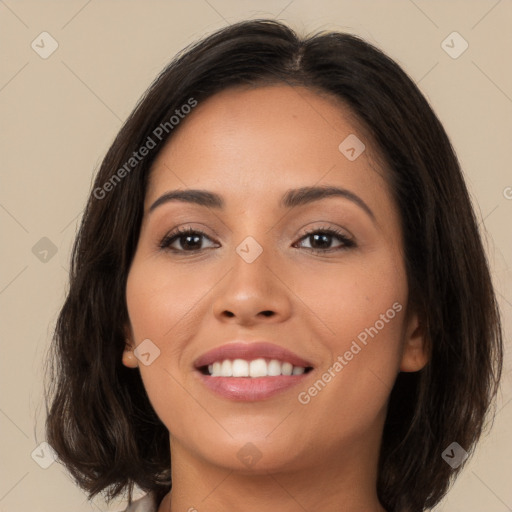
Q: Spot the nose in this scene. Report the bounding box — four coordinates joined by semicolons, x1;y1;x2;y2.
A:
211;246;293;327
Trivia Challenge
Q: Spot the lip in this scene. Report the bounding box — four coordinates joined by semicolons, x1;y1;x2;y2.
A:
193;341;314;369
197;373;311;401
193;341;314;402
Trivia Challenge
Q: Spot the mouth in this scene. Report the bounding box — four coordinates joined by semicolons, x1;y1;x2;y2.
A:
193;341;315;401
198;358;313;377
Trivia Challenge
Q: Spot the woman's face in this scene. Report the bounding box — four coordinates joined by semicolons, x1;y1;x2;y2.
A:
124;84;427;475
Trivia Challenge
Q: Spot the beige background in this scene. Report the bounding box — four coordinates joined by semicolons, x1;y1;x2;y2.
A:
1;1;511;511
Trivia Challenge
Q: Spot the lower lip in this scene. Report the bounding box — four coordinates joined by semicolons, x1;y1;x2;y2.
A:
197;372;311;401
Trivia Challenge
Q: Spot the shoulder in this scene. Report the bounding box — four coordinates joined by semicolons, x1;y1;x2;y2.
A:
122;492;157;512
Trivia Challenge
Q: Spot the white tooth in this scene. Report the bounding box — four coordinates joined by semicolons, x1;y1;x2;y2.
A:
220;360;233;377
232;359;249;377
212;361;222;377
249;358;268;377
267;359;282;376
210;358;303;377
281;362;293;376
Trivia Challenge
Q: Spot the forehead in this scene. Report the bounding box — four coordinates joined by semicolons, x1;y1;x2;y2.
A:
146;84;388;208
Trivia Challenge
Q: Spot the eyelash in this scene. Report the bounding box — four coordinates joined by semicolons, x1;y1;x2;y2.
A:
158;226;356;254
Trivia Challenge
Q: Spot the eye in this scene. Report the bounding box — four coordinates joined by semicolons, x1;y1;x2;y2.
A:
158;226;355;254
159;227;218;252
294;227;355;253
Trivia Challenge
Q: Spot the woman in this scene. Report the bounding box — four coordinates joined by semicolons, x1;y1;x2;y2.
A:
45;19;503;512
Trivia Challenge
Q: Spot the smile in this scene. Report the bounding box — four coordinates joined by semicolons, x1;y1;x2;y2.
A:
193;341;314;401
204;358;310;377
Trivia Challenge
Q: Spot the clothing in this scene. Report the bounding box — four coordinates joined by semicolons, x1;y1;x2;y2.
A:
122;492;157;512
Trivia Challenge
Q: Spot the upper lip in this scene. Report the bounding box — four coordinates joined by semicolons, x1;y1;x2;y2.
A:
193;341;314;369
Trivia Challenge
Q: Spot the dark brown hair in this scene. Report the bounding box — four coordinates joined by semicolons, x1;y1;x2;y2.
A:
44;19;503;511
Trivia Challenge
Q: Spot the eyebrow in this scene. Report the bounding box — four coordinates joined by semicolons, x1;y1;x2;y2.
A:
148;186;376;222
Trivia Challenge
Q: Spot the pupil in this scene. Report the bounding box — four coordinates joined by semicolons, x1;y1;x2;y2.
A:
183;234;201;249
312;233;330;249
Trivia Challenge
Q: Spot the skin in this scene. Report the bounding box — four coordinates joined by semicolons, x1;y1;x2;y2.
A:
123;84;428;512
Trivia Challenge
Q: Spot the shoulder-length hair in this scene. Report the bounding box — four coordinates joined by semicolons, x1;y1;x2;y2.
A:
45;19;503;512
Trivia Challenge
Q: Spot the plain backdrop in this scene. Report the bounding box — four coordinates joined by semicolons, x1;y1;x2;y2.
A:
1;1;511;511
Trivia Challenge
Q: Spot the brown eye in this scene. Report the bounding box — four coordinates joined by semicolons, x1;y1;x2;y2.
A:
159;228;217;252
295;228;355;253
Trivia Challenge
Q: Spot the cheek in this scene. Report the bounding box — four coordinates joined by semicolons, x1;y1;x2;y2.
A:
293;251;407;434
126;257;209;342
125;257;217;431
294;246;407;345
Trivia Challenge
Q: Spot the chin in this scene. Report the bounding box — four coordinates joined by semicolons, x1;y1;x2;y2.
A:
188;429;309;473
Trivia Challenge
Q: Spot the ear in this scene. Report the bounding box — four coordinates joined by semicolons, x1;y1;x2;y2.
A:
122;325;139;369
400;310;429;372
